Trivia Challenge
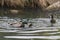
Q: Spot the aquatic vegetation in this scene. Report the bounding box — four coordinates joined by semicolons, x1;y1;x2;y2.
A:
0;0;50;10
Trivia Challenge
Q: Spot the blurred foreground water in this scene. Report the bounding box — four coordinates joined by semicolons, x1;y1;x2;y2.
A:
0;16;60;40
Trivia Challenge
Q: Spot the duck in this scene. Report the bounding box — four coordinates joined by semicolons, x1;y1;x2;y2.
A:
8;21;25;28
50;14;56;24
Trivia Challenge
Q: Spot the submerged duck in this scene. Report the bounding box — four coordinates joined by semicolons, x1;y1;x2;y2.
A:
50;14;56;24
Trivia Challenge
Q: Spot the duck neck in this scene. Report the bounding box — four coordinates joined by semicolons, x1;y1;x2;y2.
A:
51;14;54;20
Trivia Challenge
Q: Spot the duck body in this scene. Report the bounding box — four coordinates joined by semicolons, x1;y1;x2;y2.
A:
50;19;56;24
50;14;56;24
10;23;22;28
9;21;25;28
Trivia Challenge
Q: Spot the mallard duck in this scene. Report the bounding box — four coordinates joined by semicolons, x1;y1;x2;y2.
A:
50;14;56;24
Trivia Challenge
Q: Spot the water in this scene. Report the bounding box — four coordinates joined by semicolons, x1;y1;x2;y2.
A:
0;17;60;40
0;8;60;40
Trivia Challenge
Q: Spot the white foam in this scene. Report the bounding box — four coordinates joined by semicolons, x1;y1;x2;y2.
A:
4;36;60;39
0;30;18;33
17;29;58;33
